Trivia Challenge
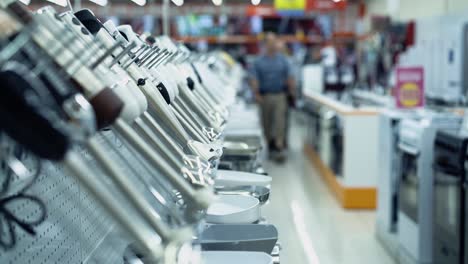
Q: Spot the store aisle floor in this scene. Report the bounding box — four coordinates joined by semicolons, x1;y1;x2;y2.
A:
262;111;395;264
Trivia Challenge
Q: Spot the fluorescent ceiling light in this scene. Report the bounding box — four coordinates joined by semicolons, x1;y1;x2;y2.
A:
171;0;184;6
89;0;108;6
212;0;222;6
130;0;146;6
46;0;67;7
332;0;341;2
251;0;261;5
18;0;30;5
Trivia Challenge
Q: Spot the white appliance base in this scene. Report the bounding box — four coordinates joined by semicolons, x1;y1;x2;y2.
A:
215;170;272;187
206;195;261;224
202;251;273;264
376;220;399;261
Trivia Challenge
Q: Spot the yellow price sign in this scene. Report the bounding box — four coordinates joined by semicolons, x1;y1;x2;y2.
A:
399;83;421;107
274;0;306;10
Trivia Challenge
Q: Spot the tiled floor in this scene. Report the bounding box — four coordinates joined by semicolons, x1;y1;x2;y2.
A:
262;112;395;264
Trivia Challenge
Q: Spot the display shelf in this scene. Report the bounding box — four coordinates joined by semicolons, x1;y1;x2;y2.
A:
174;35;319;44
304;92;380;209
304;144;377;209
173;33;356;45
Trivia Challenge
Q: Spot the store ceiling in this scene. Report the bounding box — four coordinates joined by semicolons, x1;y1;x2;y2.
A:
28;0;275;4
31;0;360;5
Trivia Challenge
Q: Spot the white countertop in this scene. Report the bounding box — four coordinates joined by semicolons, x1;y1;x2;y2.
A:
305;92;381;116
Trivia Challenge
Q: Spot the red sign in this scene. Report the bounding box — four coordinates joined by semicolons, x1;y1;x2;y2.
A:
396;67;424;108
307;0;347;11
246;5;278;17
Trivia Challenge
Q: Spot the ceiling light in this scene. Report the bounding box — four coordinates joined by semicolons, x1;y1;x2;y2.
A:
130;0;146;6
46;0;67;7
89;0;107;6
332;0;341;2
18;0;30;5
171;0;184;6
251;0;261;5
212;0;222;6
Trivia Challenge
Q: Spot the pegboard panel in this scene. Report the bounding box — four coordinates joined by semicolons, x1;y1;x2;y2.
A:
0;126;185;263
0;131;141;264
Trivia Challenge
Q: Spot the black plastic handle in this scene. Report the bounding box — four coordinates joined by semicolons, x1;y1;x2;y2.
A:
74;9;104;36
186;77;195;91
156;82;171;105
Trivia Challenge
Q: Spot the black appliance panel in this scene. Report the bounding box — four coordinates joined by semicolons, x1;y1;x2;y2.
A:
399;150;419;223
432;130;468;264
331;116;343;177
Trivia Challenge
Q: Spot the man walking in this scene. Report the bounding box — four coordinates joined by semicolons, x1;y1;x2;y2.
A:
250;32;295;161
